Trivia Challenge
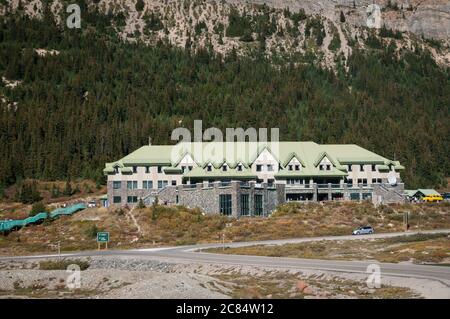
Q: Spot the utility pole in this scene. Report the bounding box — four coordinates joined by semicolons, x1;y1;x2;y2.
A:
222;233;225;251
57;241;61;261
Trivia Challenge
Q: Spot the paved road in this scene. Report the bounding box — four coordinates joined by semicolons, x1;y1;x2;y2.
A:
1;229;450;286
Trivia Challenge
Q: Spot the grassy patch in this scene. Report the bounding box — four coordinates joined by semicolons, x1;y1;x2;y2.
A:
39;259;90;271
212;271;418;299
206;233;450;264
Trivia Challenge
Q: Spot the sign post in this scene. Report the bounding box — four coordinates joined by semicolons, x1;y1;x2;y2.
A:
96;232;110;250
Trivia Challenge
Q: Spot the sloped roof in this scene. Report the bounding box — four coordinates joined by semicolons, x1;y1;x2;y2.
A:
417;189;441;196
104;142;401;178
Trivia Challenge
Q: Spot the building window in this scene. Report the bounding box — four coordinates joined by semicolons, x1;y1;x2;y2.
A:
143;180;153;189
127;181;137;189
219;194;232;216
268;179;275;187
113;196;121;204
360;164;365;172
326;164;331;171
206;164;212;172
237;164;243;171
319;164;325;171
158;180;168;189
171;180;177;186
222;164;228;172
114;166;119;174
295;165;301;171
132;166;137;173
176;195;179;204
267;165;274;172
372;178;382;184
371;164;376;172
181;166;186;173
113;181;121;189
347;179;353;186
157;166;163;173
188;166;193;171
127;196;138;203
348;165;352;172
288;165;293;171
145;166;150;173
254;194;263;216
240;194;249;216
256;165;262;172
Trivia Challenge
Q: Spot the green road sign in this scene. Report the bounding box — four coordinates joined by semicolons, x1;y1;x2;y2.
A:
97;232;110;243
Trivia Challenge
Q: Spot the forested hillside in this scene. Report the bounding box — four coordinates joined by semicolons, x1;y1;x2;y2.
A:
0;1;449;193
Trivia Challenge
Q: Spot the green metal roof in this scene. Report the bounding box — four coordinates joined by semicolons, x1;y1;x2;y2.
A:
376;164;390;171
163;167;183;174
417;189;441;196
105;142;402;178
405;189;441;197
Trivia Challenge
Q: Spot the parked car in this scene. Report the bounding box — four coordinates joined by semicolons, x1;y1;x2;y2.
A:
352;226;374;235
422;194;443;202
442;193;450;202
87;201;96;208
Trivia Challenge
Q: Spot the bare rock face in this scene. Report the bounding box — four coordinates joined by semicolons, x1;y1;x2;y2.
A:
223;0;450;40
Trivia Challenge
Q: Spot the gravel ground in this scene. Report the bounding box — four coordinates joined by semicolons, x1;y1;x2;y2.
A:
0;256;448;299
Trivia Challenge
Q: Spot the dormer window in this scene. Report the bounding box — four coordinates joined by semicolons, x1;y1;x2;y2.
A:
348;165;352;172
206;164;212;172
114;166;119;174
222;164;228;172
288;165;293;171
188;166;193;171
360;164;365;172
181;165;187;173
132;166;137;173
236;164;243;171
326;164;331;171
295;165;301;171
319;164;325;171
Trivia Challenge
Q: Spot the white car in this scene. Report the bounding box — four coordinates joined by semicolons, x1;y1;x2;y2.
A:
352;226;374;235
87;201;96;208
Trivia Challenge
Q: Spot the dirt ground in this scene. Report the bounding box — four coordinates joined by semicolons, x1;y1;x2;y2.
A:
206;233;450;264
1;201;449;256
1;256;444;299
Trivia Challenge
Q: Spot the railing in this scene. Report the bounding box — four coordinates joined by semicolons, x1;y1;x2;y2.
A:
0;203;86;233
285;184;311;188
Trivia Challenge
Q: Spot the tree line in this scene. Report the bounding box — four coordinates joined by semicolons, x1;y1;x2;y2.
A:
0;8;449;195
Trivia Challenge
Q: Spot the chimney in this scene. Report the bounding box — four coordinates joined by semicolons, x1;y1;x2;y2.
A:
148;137;152;145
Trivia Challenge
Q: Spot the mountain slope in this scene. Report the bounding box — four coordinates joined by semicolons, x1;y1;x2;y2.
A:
0;0;449;193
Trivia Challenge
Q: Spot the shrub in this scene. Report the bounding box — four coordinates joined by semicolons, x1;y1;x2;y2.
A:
18;182;42;204
85;224;98;239
39;258;90;270
29;202;48;217
227;9;252;37
240;30;253;42
135;0;144;12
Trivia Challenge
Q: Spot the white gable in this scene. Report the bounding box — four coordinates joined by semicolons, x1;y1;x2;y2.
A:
177;153;196;166
254;148;277;164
